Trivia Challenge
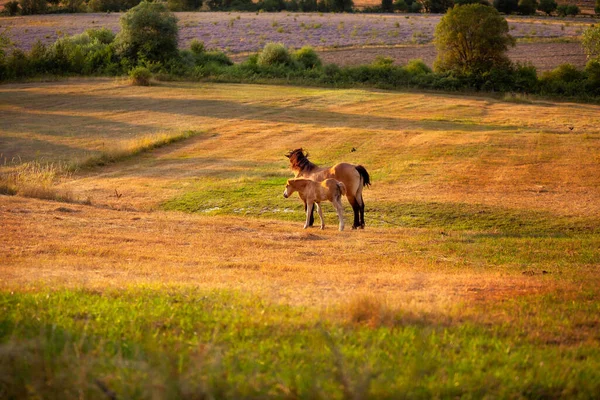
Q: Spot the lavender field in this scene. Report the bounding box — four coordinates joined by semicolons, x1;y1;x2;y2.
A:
0;12;592;55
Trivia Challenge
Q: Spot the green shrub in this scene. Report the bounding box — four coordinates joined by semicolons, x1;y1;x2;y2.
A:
129;66;152;85
372;56;394;67
513;62;538;92
421;0;453;13
537;0;556;15
190;39;205;55
557;3;578;16
18;0;47;15
115;1;179;65
167;0;203;11
403;59;432;75
582;25;600;62
585;59;600;87
382;0;393;11
257;43;294;68
542;63;585;83
3;0;21;15
88;0;141;11
434;4;515;75
517;0;537;14
596;0;599;15
493;0;518;14
85;27;116;45
292;46;322;70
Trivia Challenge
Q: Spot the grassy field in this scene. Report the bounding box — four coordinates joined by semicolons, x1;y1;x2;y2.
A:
1;78;600;398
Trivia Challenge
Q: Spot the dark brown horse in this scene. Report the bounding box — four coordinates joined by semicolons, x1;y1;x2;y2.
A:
285;148;370;229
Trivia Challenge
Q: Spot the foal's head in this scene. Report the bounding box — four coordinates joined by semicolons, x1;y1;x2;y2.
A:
283;179;296;198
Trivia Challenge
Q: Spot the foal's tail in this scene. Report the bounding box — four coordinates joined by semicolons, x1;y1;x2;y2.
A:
355;165;371;188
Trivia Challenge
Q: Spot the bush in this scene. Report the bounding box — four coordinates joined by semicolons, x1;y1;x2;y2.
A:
382;0;393;12
542;63;585;83
585;59;600;87
19;0;47;15
434;4;515;75
3;0;21;15
114;1;179;65
167;0;203;11
596;0;600;15
493;0;518;14
556;3;578;16
403;59;432;75
582;25;600;62
421;0;454;13
129;66;152;85
292;46;322;70
88;0;141;11
537;0;556;15
257;43;294;68
517;0;537;14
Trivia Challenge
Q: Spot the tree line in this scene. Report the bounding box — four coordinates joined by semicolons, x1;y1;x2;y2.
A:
3;0;600;15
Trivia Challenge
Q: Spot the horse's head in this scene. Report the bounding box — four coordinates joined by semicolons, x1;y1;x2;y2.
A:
283;179;296;198
285;148;314;174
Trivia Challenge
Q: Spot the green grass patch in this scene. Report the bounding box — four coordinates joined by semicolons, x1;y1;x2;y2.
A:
1;287;599;399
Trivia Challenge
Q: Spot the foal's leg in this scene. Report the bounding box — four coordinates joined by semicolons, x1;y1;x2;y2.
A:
333;200;345;231
315;202;325;230
304;202;314;229
304;201;315;226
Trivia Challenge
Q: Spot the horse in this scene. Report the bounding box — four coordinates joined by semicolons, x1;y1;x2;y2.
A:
285;148;370;229
283;178;347;231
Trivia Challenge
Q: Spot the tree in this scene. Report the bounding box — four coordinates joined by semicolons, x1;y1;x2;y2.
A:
537;0;556;15
517;0;537;14
421;0;454;13
114;1;179;65
596;0;600;15
434;4;515;75
493;0;518;14
582;24;600;62
382;0;394;12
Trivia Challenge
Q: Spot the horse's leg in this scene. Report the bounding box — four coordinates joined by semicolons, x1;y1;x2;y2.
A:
334;200;345;231
304;201;315;226
356;191;366;229
346;194;360;229
315;202;325;230
304;202;314;229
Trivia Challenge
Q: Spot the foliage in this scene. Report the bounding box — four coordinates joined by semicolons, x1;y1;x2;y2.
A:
421;0;454;13
257;42;294;67
3;0;21;15
88;0;141;12
394;0;423;12
403;58;432;75
596;0;600;15
114;1;179;66
537;0;556;15
167;0;203;11
493;0;518;14
517;0;536;14
582;24;600;62
292;46;322;69
129;65;152;85
382;0;394;12
18;0;47;14
434;4;515;75
556;3;579;16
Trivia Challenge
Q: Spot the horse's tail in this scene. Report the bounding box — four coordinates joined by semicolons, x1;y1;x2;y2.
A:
337;181;347;198
355;165;371;188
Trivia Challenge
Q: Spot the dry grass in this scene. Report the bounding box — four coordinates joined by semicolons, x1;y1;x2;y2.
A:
1;78;599;324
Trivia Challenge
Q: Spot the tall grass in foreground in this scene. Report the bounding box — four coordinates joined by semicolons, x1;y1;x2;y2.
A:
1;288;599;399
0;130;202;203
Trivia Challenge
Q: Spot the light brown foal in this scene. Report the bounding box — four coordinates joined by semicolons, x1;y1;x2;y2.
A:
283;178;346;231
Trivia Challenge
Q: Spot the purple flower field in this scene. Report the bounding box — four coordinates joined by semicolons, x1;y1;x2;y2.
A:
0;12;592;55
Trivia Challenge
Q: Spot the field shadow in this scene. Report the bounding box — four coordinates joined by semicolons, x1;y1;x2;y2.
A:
12;91;520;133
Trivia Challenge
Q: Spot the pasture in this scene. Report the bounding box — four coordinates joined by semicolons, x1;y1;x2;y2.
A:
1;79;600;398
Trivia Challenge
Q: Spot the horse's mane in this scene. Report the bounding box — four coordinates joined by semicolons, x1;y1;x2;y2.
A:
285;148;318;173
